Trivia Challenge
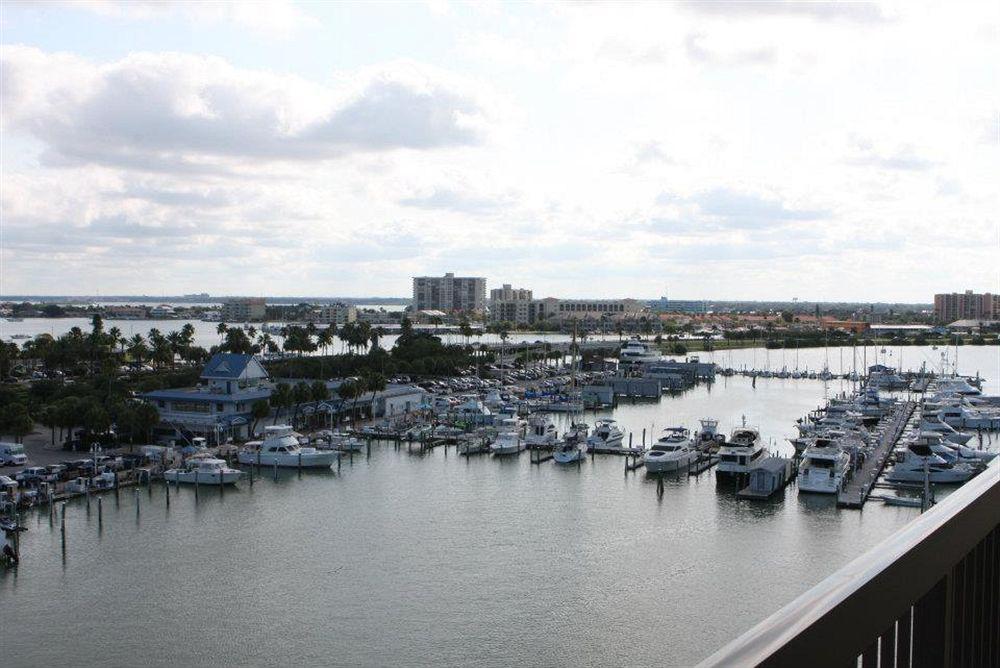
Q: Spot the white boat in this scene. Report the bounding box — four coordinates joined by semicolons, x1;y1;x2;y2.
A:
887;444;976;483
644;427;697;473
564;422;590;444
490;431;524;455
694;418;722;450
237;426;340;468
917;415;971;445
164;458;242;485
619;338;661;365
552;440;586;464
525;415;558;447
716;427;766;481
798;438;851;494
587;419;625;449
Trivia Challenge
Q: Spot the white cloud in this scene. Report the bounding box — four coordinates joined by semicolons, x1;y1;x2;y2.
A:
1;47;490;172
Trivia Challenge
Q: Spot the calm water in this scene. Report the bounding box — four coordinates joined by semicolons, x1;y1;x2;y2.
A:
9;357;1000;667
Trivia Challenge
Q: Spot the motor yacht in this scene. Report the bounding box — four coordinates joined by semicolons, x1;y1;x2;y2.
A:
887;444;976;484
489;418;525;455
918;415;972;445
552;439;586;464
238;426;339;468
644;427;697;473
525;415;558;447
564;422;590;445
587;419;625;449
164;458;241;485
798;438;851;494
716;427;766;481
619;338;661;365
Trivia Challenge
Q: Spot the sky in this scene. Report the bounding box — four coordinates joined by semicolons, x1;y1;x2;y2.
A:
1;0;997;301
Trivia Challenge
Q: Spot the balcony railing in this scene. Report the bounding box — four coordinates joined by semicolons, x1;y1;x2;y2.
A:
699;458;999;668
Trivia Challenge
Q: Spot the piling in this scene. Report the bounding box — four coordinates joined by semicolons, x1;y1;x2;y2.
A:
97;496;103;528
273;460;278;482
165;481;170;507
60;503;66;552
134;488;140;517
298;451;302;477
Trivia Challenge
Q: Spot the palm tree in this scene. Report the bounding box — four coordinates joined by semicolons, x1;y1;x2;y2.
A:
362;372;387;422
216;322;228;344
127;334;148;369
270;382;293;425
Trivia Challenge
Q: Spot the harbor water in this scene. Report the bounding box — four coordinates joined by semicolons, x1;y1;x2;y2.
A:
5;350;997;667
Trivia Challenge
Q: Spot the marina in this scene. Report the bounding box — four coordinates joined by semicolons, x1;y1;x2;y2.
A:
4;345;998;665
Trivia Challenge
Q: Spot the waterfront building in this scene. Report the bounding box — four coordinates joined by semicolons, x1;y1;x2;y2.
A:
489;296;646;326
142;353;271;444
309;303;357;325
105;305;149;319
933;290;999;322
149;304;176;318
489;284;532;302
220;297;267;322
412;273;486;313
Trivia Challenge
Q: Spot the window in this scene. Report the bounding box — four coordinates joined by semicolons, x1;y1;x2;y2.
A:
172;401;211;414
217;403;225;412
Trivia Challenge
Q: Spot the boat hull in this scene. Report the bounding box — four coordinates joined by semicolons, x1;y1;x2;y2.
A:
236;452;339;468
644;454;695;473
164;470;241;485
553;449;585;464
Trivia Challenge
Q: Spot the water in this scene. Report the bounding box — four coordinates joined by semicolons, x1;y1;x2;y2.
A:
8;364;998;667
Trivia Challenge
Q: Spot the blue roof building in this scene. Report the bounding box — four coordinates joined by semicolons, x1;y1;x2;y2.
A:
143;353;271;445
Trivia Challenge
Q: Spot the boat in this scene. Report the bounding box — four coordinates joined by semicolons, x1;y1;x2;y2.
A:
887;443;976;484
587;418;625;449
525;415;558;447
798;438;851;494
716;426;766;482
694;418;723;450
619;338;661;365
564;422;590;444
164;458;242;485
918;415;972;445
644;427;698;473
237;425;339;468
552;439;586;464
489;417;524;456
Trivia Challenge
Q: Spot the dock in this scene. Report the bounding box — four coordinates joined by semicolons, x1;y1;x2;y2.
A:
837;400;916;509
688;454;719;476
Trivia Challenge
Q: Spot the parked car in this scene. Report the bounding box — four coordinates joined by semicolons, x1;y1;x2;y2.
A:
0;442;28;466
15;467;48;485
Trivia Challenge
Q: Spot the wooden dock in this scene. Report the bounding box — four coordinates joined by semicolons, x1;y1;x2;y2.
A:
688;455;720;476
837;401;916;509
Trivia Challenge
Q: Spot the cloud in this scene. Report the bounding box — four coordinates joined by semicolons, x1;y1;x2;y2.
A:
14;0;318;39
684;33;775;65
653;188;830;230
398;187;516;214
679;1;889;24
847;139;936;171
634;141;676;164
1;47;489;172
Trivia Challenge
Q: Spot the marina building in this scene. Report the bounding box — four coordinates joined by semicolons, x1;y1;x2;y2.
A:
933;290;999;323
220;297;267;322
143;353;271;444
412;273;486;313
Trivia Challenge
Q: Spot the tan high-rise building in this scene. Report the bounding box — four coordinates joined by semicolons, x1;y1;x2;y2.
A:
933;290;999;323
412;273;487;313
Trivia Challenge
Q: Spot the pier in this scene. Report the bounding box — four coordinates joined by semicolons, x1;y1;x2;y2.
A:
837;400;916;509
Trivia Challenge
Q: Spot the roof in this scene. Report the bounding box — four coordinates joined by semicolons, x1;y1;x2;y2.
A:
200;353;268;380
947;319;999;328
750;457;791;474
143;387;271;403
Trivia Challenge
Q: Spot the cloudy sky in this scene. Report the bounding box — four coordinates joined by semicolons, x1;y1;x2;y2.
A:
1;1;997;301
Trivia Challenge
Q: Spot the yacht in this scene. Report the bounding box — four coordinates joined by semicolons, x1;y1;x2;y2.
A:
588;419;625;449
552;439;586;464
238;426;339;468
918;415;972;445
164;458;241;485
887;444;976;484
525;415;558;447
798;438;851;494
644;427;697;473
490;418;525;455
619;338;661;365
908;432;995;465
564;422;590;445
716;427;766;482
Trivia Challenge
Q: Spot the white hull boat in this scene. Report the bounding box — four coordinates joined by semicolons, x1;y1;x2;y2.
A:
164;459;241;485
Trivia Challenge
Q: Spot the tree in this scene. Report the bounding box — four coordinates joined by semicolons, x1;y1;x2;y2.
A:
337;380;360;426
127;334;149;369
133;402;160;443
250;399;271;436
362;372;387;421
270;382;293;425
290;382;312;425
459;319;473;345
1;403;34;443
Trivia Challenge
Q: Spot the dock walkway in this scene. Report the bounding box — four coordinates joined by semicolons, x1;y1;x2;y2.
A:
837;401;916;509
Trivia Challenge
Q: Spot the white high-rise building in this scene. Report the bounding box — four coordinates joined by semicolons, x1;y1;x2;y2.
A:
412;273;487;313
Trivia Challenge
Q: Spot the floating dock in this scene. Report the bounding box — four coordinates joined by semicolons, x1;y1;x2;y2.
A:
837;401;916;509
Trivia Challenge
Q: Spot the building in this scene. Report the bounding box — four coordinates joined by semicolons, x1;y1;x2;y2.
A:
412;273;486;313
309;303;357;325
220;298;267;322
490;297;646;325
489;284;533;302
149;304;176;318
143;353;271;444
105;305;148;319
933;290;999;323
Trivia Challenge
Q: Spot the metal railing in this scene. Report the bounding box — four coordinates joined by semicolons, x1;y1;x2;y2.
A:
699;457;1000;668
